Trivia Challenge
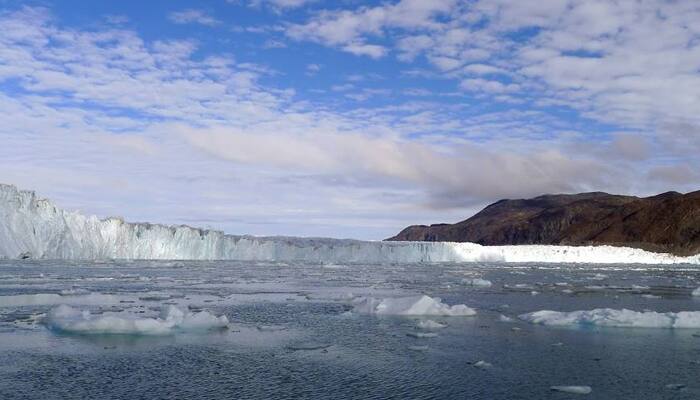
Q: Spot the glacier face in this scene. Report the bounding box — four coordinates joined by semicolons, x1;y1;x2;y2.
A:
1;184;700;264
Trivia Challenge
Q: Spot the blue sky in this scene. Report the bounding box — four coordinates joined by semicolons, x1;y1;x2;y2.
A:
1;0;699;239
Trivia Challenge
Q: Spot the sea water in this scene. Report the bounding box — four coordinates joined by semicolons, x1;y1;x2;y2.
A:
1;260;699;399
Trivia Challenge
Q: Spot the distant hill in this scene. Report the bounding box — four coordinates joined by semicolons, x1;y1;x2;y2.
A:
387;191;700;256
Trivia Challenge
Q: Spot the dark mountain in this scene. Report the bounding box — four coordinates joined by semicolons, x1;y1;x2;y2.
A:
387;191;700;256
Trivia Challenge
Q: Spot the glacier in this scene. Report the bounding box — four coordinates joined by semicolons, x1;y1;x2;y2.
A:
2;183;700;264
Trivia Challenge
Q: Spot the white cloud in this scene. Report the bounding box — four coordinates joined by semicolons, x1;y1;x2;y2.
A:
105;15;129;25
247;0;317;9
305;63;321;75
2;4;700;240
462;63;508;75
263;39;287;48
610;134;650;161
286;0;456;55
168;9;221;26
342;43;387;59
460;78;519;93
180;124;612;206
287;0;700;134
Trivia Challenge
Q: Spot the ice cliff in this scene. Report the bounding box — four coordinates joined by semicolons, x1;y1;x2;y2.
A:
1;184;700;264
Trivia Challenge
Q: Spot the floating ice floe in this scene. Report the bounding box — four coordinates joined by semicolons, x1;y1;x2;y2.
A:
520;308;700;329
665;383;686;390
286;343;332;351
407;331;438;338
417;319;447;329
59;288;91;296
0;293;117;307
473;360;492;369
352;295;476;316
45;305;229;335
499;315;514;322
550;386;592;394
463;278;493;287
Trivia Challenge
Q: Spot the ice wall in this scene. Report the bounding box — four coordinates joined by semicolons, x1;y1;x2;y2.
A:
1;184;699;264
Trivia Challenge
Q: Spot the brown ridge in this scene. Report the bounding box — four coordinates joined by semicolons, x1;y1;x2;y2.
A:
386;191;700;256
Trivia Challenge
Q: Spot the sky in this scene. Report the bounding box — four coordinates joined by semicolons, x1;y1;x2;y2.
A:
0;0;699;240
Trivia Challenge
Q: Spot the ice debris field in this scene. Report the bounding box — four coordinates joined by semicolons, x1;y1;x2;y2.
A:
2;184;700;264
3;184;700;397
2;257;700;399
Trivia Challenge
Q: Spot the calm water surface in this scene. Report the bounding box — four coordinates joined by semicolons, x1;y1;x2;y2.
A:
1;260;699;399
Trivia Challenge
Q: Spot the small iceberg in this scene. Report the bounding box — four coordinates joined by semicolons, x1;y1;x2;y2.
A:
463;278;492;287
665;383;686;390
286;343;332;351
550;386;591;394
407;332;438;338
45;305;229;335
520;308;700;329
499;315;514;322
473;360;492;369
352;295;476;316
417;319;447;329
588;274;607;281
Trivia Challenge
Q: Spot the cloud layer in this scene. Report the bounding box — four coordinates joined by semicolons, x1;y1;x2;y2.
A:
0;1;699;239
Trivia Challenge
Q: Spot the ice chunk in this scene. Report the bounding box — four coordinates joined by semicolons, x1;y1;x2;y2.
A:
463;278;492;287
45;304;228;335
473;361;492;369
521;308;700;329
665;383;686;390
513;284;534;289
59;288;91;296
550;386;591;394
286;343;332;351
407;332;438;338
499;315;514;322
692;287;700;296
417;319;447;329
352;295;476;316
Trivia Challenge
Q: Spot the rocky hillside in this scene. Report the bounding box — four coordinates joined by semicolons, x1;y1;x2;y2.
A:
387;191;700;256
